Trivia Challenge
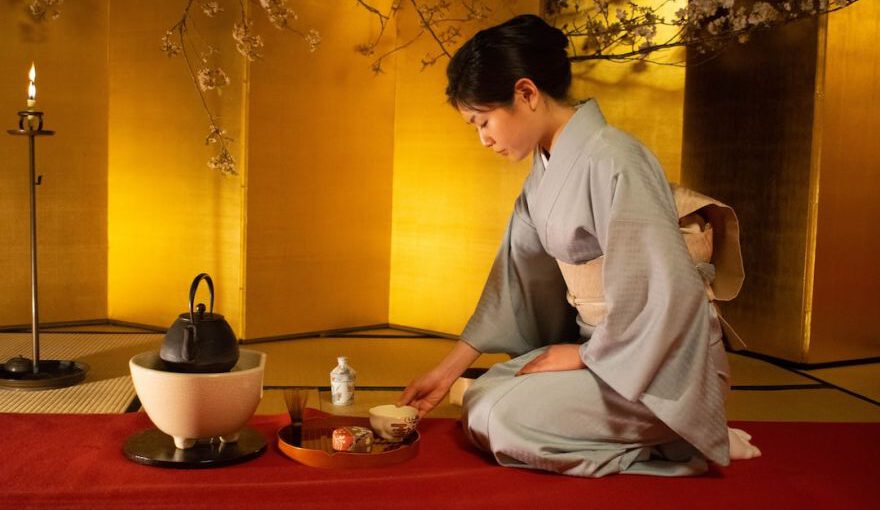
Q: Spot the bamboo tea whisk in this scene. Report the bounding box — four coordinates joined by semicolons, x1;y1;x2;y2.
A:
283;389;309;446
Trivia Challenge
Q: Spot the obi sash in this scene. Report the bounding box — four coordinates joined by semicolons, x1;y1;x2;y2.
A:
556;185;747;350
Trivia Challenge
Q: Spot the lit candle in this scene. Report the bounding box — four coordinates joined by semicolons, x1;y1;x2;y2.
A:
27;63;36;108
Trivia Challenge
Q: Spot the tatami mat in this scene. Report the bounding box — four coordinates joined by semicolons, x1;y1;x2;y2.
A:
0;332;162;413
258;388;462;419
3;328;879;423
727;352;816;386
808;364;880;403
0;332;163;368
258;388;322;416
1;324;161;334
42;324;162;334
334;327;439;337
259;385;880;423
727;387;880;422
246;337;508;388
0;377;138;414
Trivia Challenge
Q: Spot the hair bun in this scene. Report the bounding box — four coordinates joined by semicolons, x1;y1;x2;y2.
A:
446;14;572;108
513;14;568;52
547;25;570;52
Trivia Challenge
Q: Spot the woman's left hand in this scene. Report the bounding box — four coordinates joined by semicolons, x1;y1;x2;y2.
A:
515;344;586;376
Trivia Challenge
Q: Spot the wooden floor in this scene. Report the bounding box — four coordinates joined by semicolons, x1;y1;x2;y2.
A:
1;325;878;422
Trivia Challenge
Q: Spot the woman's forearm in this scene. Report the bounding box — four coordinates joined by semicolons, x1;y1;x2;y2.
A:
436;339;481;382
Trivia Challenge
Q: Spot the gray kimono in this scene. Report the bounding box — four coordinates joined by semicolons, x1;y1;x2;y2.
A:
461;100;730;477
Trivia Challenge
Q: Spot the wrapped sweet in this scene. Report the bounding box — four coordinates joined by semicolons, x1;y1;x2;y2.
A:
331;426;374;453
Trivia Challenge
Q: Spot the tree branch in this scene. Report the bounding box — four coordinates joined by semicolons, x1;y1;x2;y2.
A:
409;0;452;58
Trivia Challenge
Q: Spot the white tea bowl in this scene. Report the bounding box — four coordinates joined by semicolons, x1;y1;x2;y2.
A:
369;404;420;442
129;349;265;449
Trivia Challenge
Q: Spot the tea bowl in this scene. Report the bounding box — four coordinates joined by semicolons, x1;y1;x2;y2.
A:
368;404;420;442
130;349;265;450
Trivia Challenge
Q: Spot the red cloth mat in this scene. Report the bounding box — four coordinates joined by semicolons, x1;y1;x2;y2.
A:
0;411;876;509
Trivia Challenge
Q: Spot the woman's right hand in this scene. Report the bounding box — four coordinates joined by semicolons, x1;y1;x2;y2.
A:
397;368;456;418
397;339;482;418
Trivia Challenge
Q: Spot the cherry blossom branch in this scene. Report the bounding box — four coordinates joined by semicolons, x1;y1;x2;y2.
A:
355;0;491;73
25;0;863;173
549;0;860;64
161;0;320;175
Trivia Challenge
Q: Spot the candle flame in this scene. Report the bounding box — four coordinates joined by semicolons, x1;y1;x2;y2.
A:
27;63;37;104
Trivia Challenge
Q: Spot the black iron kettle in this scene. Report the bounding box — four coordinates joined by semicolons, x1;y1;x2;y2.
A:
160;273;239;373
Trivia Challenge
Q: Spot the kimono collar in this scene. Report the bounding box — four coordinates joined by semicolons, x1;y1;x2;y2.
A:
527;99;608;251
545;98;607;162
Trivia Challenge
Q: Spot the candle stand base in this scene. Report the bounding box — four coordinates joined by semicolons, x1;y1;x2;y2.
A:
0;359;89;390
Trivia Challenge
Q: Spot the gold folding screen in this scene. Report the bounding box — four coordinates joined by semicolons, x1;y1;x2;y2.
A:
0;2;108;327
0;1;686;342
244;1;396;338
682;3;880;363
107;1;246;334
389;0;687;333
5;1;873;363
809;0;880;362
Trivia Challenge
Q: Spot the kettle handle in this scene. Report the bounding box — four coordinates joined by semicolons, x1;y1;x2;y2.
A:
188;273;215;323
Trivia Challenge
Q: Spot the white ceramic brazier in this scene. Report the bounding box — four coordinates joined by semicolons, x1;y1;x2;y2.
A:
130;349;265;449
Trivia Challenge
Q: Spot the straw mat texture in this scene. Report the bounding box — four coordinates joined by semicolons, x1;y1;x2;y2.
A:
0;332;162;413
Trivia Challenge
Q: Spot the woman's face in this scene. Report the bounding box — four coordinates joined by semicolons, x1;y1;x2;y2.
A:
458;95;541;162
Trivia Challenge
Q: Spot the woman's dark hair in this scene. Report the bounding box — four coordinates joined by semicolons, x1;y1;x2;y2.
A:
446;14;571;110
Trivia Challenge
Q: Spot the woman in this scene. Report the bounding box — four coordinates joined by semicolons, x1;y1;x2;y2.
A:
398;14;760;477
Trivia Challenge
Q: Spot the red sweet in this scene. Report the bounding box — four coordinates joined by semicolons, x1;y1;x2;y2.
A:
331;426;374;453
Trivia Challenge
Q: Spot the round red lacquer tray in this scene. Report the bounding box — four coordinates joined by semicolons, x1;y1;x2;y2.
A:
277;415;419;468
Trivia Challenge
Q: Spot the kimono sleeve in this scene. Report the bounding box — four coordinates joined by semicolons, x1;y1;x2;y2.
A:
461;193;578;356
579;154;713;403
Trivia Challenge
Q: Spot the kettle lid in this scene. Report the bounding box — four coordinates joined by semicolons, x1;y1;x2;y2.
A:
181;274;224;324
178;310;225;323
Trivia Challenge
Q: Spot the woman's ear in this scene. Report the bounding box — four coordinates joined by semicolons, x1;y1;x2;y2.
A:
513;78;540;111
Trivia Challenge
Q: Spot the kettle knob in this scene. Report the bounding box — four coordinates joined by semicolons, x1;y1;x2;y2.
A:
188;273;214;324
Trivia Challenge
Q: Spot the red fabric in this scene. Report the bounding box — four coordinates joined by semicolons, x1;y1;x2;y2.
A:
0;412;876;510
